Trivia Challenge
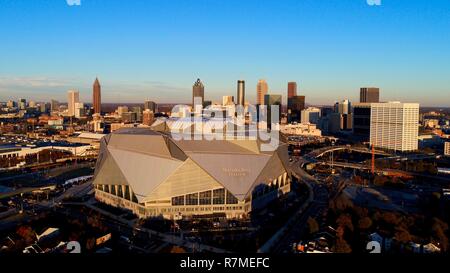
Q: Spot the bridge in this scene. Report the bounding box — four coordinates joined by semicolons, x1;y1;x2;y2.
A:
306;145;391;159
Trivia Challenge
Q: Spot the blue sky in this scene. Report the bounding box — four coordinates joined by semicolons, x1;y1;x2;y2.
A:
0;0;449;106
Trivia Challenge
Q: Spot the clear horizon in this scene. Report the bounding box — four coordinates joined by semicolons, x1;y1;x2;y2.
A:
1;0;449;107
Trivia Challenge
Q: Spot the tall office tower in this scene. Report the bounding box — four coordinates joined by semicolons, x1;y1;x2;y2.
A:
352;103;372;140
74;102;85;118
321;106;334;118
39;102;50;114
336;99;352;115
222;96;234;106
256;79;268;105
301;107;321;124
264;94;282;128
18;98;27;110
142;109;155;126
144;100;157;113
51;100;59;113
93;77;102;114
287;95;305;123
192;78;204;108
237;80;245;106
370;102;419;152
131;106;143;122
28;101;36;108
287;82;297;99
67;90;80;117
360;87;380;103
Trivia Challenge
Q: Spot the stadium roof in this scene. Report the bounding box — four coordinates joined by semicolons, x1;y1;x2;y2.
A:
93;127;288;203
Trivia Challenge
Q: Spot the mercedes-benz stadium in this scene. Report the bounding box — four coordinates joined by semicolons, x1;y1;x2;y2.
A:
93;124;292;220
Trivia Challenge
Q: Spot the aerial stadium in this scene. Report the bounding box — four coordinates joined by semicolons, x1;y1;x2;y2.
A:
93;120;293;219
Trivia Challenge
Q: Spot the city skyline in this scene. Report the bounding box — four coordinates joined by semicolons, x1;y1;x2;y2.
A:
0;1;449;106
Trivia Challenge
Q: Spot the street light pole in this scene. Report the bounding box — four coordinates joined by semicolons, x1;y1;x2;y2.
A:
20;193;24;214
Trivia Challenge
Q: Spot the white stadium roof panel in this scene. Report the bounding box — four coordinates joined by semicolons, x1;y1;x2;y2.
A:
108;147;183;201
188;153;271;200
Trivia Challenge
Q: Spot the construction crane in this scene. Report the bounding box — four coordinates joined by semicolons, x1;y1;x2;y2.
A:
371;145;375;175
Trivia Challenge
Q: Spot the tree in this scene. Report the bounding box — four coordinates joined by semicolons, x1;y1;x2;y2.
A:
334;238;352;253
395;227;412;244
415;161;425;173
358;217;373;230
432;218;449;252
337;214;354;232
331;194;354;211
16;225;36;245
307;217;320;235
86;237;96;251
382;212;401;226
353;175;363;185
373;176;388;187
353;207;369;218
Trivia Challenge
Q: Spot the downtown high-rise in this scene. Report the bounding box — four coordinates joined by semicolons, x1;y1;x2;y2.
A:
256;79;268;105
67;90;80;117
192;78;205;108
370;102;419;151
144;100;157;113
287;82;297;99
237;80;245;106
360;87;380;103
93;77;102;114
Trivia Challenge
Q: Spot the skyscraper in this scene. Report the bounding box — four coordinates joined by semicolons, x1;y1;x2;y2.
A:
237;80;245;106
131;106;143;122
222;96;234;106
74;102;85;118
6;100;15;108
51;100;59;113
288;82;297;99
360;87;380;103
301;107;321;124
192;78;204;108
336;99;352;115
352;103;372;139
287;95;305;123
67;90;80;117
264;94;282;128
370;102;419;151
256;79;268;105
144;100;157;113
18;98;26;110
93;77;102;114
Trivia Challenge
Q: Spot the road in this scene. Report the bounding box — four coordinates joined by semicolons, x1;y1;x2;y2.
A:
271;159;330;253
317;161;450;182
0;180;94;232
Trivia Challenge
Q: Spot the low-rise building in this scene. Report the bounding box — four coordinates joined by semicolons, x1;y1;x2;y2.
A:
445;141;450;156
280;123;322;136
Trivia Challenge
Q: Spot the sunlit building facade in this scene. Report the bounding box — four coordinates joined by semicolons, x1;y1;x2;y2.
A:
370;102;419;152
